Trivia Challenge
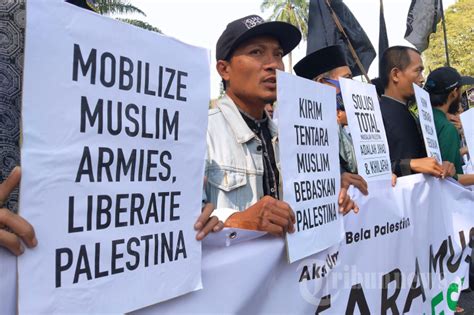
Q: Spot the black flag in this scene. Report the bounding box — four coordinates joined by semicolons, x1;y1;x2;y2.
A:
379;0;389;66
404;0;442;52
307;0;376;77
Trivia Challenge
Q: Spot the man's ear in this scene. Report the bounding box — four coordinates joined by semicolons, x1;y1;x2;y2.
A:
448;88;459;101
389;68;401;84
216;60;231;82
336;110;343;124
315;77;324;84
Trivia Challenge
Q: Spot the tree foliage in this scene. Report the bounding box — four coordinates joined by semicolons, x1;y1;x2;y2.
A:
95;0;145;16
261;0;309;72
116;18;162;33
95;0;162;33
424;0;474;76
261;0;309;41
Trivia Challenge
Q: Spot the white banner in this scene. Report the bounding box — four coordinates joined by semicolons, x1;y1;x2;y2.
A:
18;0;209;313
0;249;16;315
414;84;442;162
461;108;474;158
339;78;392;182
134;175;474;314
277;71;343;263
318;176;471;314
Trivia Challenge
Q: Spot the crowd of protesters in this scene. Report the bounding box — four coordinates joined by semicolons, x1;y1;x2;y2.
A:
1;2;473;310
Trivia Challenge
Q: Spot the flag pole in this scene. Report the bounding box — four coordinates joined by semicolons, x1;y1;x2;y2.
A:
439;0;450;67
378;0;389;69
325;0;371;82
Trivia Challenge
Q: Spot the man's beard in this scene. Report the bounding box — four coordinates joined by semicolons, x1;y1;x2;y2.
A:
447;94;461;114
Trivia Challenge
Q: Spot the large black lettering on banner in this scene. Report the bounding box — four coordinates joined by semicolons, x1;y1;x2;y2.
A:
52;42;193;288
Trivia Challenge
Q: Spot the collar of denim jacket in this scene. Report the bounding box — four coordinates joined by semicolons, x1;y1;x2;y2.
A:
218;94;279;143
218;94;260;144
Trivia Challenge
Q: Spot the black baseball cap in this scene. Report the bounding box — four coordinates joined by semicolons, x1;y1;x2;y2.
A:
216;15;301;61
294;45;348;80
424;66;474;94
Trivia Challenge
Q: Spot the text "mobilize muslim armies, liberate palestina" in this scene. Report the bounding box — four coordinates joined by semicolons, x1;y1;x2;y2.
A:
55;43;192;288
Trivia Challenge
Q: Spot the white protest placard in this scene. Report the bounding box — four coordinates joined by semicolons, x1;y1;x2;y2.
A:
0;249;16;314
413;84;442;162
18;0;209;313
339;78;392;181
277;71;343;263
460;108;474;158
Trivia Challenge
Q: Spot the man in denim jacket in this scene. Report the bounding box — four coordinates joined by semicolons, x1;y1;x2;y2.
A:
206;15;359;236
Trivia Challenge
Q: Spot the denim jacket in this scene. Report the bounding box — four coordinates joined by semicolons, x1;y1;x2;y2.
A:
205;95;280;222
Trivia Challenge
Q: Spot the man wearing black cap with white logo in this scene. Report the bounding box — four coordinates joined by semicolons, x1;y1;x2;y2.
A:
207;16;358;236
294;45;372;190
425;66;474;186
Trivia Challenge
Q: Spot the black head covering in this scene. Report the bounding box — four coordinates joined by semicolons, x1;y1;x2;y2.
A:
425;66;474;94
294;45;348;80
216;15;301;61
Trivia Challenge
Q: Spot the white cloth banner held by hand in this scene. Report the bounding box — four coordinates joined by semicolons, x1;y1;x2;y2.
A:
277;70;343;263
135;175;474;314
414;84;442;162
339;78;392;181
19;0;210;313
